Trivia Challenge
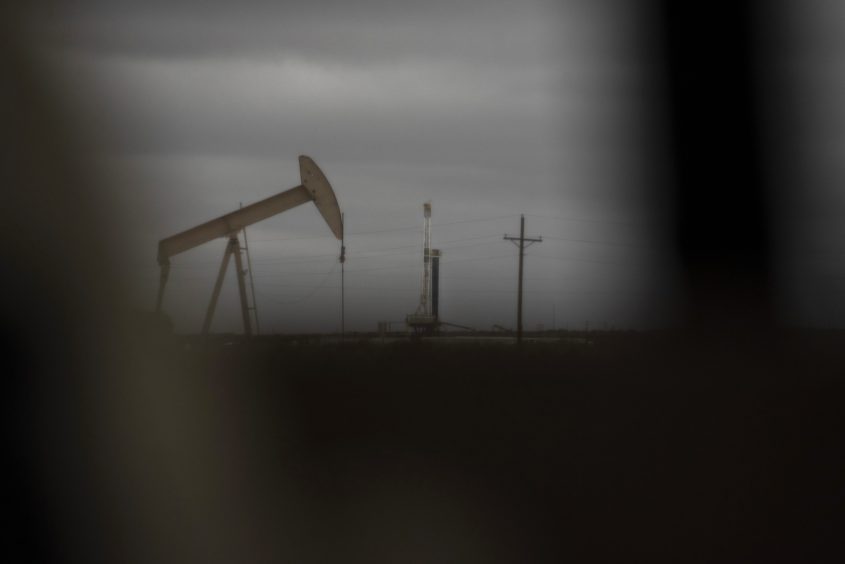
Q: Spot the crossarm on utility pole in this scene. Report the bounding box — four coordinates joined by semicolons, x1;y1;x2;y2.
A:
157;184;312;264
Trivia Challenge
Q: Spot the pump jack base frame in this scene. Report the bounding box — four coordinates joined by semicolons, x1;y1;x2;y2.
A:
201;234;253;338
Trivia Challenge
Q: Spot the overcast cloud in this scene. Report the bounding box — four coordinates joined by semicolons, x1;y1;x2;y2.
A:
22;0;672;333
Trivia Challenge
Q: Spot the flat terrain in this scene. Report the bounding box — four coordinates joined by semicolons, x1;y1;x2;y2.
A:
11;332;845;563
146;332;844;562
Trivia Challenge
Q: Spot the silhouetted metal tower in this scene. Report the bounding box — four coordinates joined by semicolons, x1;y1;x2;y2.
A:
504;214;542;343
416;202;433;316
431;249;441;319
407;202;439;334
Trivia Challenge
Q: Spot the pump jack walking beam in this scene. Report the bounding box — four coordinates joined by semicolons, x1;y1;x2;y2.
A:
154;156;343;336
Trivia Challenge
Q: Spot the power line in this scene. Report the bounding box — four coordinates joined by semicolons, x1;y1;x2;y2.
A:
256;263;338;305
524;212;644;227
136;223;652;272
541;235;653;249
145;231;646;271
248;213;519;242
527;253;643;267
247;234;504;266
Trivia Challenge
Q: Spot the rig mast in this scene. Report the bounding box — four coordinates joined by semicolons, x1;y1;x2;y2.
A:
417;202;433;316
406;202;439;334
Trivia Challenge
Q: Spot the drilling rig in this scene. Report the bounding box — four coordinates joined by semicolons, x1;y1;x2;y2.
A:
406;202;440;335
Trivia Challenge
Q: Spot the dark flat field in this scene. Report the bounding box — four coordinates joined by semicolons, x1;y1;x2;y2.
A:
8;328;845;563
64;331;838;563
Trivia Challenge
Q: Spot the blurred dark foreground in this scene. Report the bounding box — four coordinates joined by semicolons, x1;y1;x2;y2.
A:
8;331;845;563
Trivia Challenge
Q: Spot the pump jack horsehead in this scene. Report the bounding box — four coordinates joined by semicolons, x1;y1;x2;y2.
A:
154;156;343;337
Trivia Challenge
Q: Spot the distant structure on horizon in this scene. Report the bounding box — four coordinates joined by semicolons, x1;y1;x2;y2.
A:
406;202;441;335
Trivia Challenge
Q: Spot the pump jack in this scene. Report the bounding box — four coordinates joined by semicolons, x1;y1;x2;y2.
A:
154;155;343;337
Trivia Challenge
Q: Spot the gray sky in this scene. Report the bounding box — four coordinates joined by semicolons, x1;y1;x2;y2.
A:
25;0;675;333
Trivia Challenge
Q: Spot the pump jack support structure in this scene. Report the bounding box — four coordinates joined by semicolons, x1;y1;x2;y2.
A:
154;155;343;337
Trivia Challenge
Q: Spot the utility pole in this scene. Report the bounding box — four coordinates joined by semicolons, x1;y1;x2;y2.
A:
504;214;542;344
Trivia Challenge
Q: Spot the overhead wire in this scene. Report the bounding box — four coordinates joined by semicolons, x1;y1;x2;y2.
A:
256;262;338;305
524;212;645;228
526;253;644;266
145;210;656;316
247;213;519;242
147;215;652;270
